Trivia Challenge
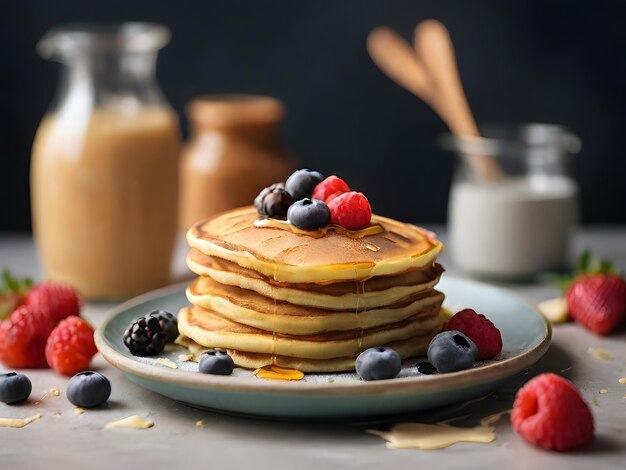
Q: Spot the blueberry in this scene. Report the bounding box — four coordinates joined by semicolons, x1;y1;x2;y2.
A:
285;169;324;200
416;361;437;375
355;347;401;381
0;372;32;404
198;349;234;375
254;182;294;218
66;371;111;408
287;198;330;229
427;331;478;373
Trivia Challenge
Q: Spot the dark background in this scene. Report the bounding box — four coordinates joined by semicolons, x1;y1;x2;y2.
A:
2;0;626;231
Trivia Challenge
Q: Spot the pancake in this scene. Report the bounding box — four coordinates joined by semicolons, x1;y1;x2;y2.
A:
187;250;444;310
187;275;445;335
188;250;445;293
176;335;433;372
180;205;446;373
187;206;444;283
178;305;442;360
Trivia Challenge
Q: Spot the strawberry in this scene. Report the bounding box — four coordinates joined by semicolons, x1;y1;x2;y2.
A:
567;275;626;335
0;270;33;320
557;251;626;335
25;281;81;324
0;305;55;368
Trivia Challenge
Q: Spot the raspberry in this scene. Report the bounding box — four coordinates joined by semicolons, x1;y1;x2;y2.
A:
45;316;97;376
0;305;55;368
511;373;594;451
311;176;350;203
444;308;502;360
25;281;81;324
325;191;344;203
327;191;372;230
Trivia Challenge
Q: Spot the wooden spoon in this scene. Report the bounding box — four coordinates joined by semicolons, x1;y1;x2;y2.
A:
366;27;436;104
367;22;503;181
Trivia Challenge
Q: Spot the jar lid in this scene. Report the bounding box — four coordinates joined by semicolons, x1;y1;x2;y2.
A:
187;94;285;128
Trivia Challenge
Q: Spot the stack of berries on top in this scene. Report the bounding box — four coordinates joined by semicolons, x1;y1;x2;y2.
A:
355;308;502;381
0;271;97;376
254;169;372;230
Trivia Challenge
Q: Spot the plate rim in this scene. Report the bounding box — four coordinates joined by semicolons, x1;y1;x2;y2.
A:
95;277;551;397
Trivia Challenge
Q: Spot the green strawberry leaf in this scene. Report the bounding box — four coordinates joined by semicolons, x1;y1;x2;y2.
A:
576;250;592;274
553;275;574;292
554;251;622;293
0;269;34;320
1;269;33;296
598;258;617;275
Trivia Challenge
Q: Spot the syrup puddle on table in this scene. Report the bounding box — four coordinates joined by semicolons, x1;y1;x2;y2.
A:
587;347;613;361
367;410;509;450
0;413;43;428
105;415;154;430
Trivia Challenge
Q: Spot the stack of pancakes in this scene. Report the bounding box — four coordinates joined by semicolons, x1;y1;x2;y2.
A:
178;206;446;372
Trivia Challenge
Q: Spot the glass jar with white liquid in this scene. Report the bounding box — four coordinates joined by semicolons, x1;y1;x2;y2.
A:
441;124;581;280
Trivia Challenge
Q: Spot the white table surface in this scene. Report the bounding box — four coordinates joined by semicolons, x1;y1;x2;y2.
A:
1;228;625;470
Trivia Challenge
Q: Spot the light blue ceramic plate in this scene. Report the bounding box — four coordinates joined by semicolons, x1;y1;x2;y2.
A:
95;276;550;420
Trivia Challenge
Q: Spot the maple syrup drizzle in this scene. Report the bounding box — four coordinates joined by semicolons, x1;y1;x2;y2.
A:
355;277;366;351
271;298;278;366
254;218;384;239
253;365;304;381
219;217;253;236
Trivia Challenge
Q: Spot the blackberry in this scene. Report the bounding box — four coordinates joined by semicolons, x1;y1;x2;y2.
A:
123;315;167;356
146;309;178;343
254;182;294;218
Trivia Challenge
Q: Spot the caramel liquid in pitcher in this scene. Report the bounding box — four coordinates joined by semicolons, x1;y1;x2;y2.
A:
31;107;180;299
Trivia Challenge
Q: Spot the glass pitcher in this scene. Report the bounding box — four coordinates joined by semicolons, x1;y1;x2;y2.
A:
31;23;181;299
440;124;581;280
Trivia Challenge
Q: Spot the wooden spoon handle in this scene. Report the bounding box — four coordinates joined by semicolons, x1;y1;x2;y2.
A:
414;20;503;180
413;20;478;136
367;27;436;105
